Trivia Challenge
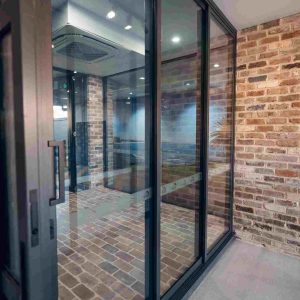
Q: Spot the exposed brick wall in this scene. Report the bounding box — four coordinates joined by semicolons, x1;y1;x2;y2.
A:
87;75;104;187
235;13;300;257
105;81;114;187
208;31;234;229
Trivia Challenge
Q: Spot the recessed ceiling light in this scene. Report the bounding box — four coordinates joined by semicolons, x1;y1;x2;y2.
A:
214;63;220;68
52;44;55;49
129;92;133;95
124;25;132;30
126;101;131;105
74;70;77;74
171;36;181;43
185;82;191;86
139;77;145;80
106;10;116;19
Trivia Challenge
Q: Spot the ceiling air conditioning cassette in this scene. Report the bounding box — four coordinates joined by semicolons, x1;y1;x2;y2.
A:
52;31;120;64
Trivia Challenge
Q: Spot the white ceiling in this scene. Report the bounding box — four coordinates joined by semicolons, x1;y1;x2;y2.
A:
214;0;300;30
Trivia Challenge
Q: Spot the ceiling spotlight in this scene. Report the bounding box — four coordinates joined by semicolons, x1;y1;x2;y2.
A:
214;63;220;68
126;101;131;105
74;70;77;74
185;82;191;86
106;10;116;19
139;77;145;80
124;25;132;30
52;44;55;49
171;36;181;43
129;92;133;95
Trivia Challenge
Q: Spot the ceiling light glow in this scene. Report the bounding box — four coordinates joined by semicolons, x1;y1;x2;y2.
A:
139;77;145;80
214;63;220;68
124;25;132;30
106;10;116;19
171;36;181;43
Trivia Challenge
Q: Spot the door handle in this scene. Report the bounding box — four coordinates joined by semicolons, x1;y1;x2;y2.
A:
48;140;65;206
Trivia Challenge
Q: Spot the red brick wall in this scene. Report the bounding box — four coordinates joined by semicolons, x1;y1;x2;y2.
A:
235;13;300;257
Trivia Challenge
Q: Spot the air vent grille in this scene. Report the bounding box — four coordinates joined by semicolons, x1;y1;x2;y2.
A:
57;41;108;62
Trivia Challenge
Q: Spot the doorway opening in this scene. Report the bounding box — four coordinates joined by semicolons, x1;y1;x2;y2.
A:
50;0;235;299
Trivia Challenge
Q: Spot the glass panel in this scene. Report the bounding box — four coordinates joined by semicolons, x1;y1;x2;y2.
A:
207;17;234;250
52;1;150;298
160;0;202;295
0;31;20;281
105;69;147;194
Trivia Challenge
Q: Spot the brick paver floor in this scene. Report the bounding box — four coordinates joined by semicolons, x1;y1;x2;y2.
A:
57;187;226;300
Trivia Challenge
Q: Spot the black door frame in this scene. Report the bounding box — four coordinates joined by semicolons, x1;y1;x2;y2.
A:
153;0;237;299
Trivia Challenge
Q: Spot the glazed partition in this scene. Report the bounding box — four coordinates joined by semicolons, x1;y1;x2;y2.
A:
0;0;236;299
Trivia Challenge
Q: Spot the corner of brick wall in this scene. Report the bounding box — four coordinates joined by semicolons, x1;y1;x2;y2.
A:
235;13;300;257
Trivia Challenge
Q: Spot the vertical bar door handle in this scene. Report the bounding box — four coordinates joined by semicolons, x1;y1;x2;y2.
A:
48;140;65;206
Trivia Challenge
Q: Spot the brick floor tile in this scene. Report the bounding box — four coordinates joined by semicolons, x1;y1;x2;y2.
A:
64;262;83;276
115;251;135;262
102;243;119;254
114;259;134;273
110;282;135;299
130;259;144;271
97;271;116;285
79;272;99;288
99;261;118;274
114;270;136;286
57;187;225;299
58;254;70;265
161;257;182;270
82;261;101;276
69;252;86;265
129;269;144;282
131;281;144;295
72;284;95;299
60;272;79;288
93;284;115;300
58;285;76;300
60;246;75;256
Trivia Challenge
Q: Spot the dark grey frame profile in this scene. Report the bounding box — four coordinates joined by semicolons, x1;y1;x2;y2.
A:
156;0;237;299
0;2;27;299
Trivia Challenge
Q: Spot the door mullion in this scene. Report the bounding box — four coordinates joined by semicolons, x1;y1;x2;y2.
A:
200;5;210;263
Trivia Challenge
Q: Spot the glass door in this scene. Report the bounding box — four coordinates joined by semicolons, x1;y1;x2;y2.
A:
159;0;203;295
1;0;236;299
51;1;153;299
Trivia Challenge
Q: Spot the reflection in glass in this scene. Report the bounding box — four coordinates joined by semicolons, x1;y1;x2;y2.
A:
52;1;149;298
207;17;234;250
160;0;202;295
